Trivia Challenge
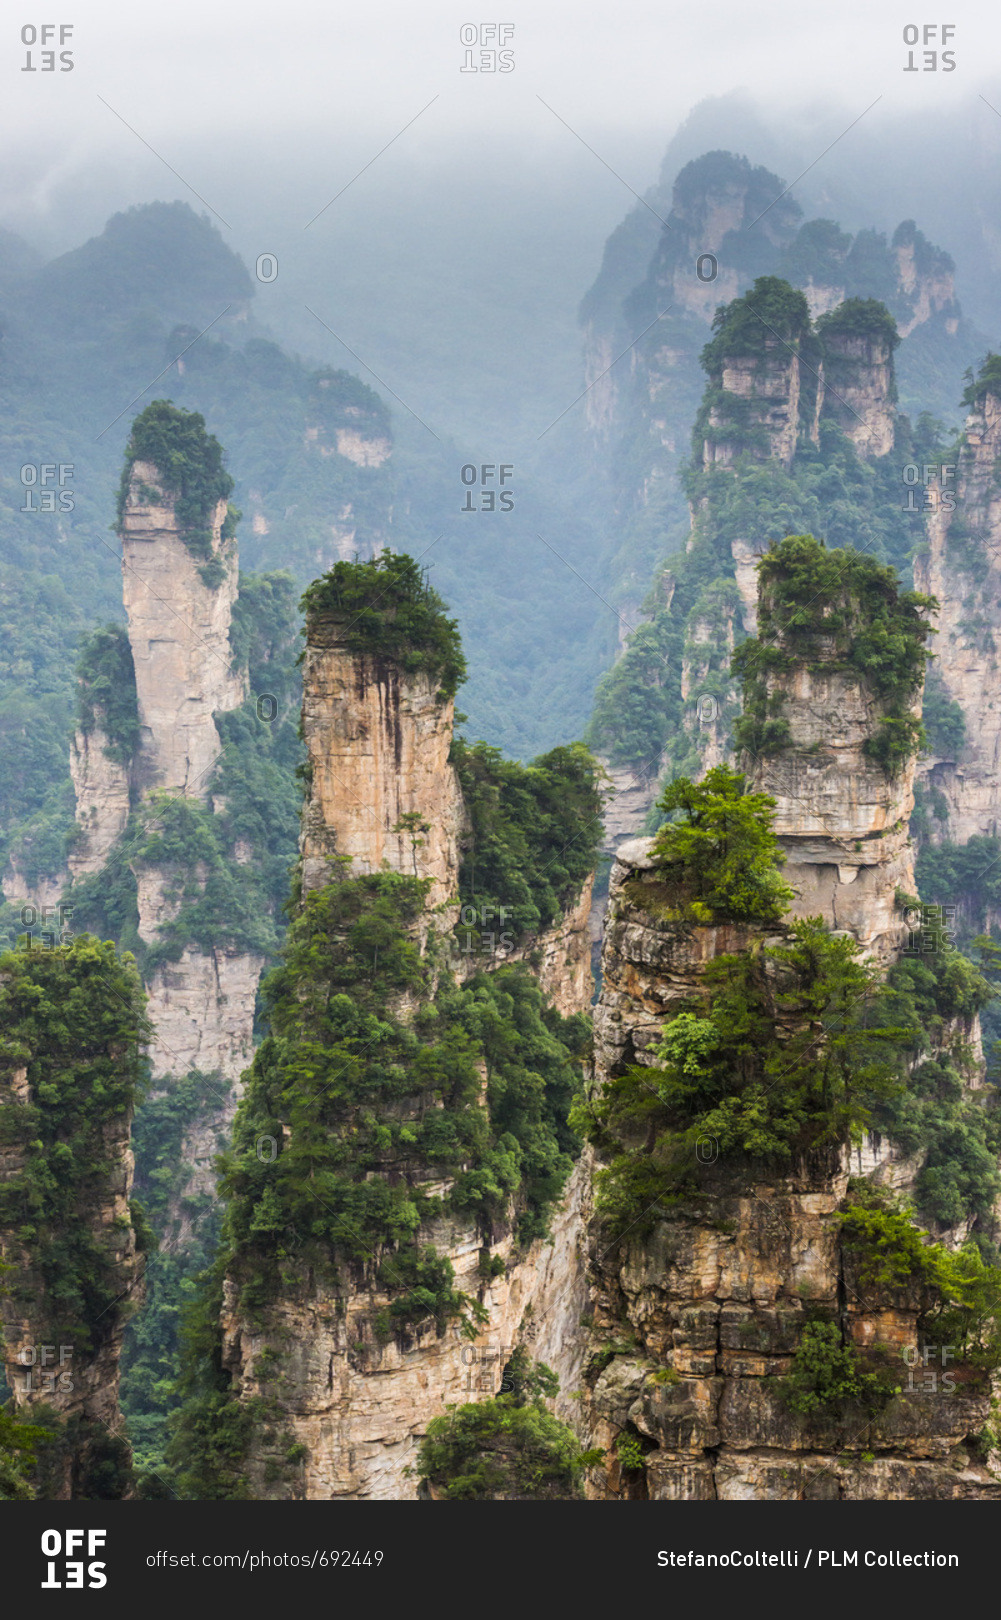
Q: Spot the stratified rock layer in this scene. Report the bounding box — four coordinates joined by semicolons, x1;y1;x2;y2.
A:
582;844;1000;1500
120;460;245;798
299;613;464;915
748;657;919;963
914;388;1001;847
67;726;131;879
221;1161;590;1499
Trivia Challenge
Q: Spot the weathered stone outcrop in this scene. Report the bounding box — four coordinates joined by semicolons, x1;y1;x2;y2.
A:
581;842;1000;1500
816;327;896;458
299;612;464;916
67;726;131;879
914;387;1001;846
705;348;803;471
597;760;661;851
893;223;959;340
142;948;262;1085
221;1159;590;1499
142;945;263;1252
747;659;919;963
119;460;245;798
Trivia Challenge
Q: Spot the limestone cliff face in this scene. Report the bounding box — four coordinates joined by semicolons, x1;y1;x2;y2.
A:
705;350;802;471
893;226;959;339
747;659;919;963
142;944;263;1253
580;842;1000;1500
142;948;262;1086
221;1161;590;1499
120;461;245;798
67;726;131;880
816;328;896;458
299;612;464;916
914;388;1001;846
597;761;661;852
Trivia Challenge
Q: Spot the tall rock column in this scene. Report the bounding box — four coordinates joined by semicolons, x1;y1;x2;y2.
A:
575;536;1001;1501
213;556;594;1500
70;404;267;1249
914;373;1001;846
582;840;999;1500
739;537;927;963
814;301;898;459
299;611;464;914
119;459;244;799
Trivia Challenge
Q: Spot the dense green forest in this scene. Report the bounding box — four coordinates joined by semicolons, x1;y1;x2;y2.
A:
3;138;1001;1503
0;935;149;1499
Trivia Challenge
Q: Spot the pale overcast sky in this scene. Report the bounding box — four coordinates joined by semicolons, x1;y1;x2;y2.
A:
4;0;1000;240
